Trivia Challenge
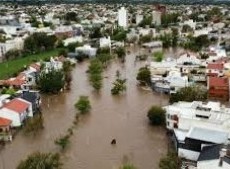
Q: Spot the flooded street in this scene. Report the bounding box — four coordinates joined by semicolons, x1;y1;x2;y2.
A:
0;46;170;169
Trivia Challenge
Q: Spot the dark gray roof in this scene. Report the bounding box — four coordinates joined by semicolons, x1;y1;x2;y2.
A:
198;144;221;161
21;91;39;104
223;156;230;165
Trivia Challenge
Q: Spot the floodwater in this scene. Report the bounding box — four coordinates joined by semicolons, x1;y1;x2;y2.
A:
0;46;174;169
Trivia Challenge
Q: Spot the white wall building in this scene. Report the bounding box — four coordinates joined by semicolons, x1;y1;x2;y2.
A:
75;45;97;58
136;14;143;25
0;38;24;60
118;7;128;28
152;11;161;26
165;101;230;161
99;36;111;48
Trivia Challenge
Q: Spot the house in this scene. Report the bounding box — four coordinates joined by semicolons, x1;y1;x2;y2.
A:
99;36;111;48
165;100;230;161
153;70;189;94
0;98;32;127
75;45;97;58
20;90;41;113
207;77;229;101
197;144;230;169
173;127;229;161
63;36;83;47
0;117;12;141
150;58;177;76
0;37;24;60
206;63;224;77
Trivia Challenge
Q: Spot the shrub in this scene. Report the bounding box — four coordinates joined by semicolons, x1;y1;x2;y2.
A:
147;106;166;125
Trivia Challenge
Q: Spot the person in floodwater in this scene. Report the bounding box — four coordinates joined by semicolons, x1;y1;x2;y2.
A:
111;139;116;145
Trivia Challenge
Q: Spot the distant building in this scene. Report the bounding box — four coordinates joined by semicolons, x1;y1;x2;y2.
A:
152;11;161;26
99;36;111;48
207;76;229;101
136;14;143;25
118;7;128;28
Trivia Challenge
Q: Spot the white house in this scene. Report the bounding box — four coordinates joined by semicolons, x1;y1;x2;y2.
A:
153;70;189;94
0;37;24;60
0;98;32;127
136;14;143;25
99;36;111;48
63;36;83;47
75;45;97;58
118;7;128;28
150;58;177;75
165;101;230;161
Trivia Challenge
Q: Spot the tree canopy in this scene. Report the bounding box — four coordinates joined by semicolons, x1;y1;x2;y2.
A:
17;152;62;169
136;66;151;85
169;86;207;104
147;106;166;125
24;32;57;53
75;96;91;114
37;68;65;94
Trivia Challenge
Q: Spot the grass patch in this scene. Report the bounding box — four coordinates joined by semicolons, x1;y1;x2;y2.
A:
0;49;60;80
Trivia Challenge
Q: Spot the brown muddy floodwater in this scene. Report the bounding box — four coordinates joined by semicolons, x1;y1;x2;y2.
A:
0;46;174;169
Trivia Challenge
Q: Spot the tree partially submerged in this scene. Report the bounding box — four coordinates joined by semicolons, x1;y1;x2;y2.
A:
136;66;151;85
147;106;166;126
159;151;181;169
37;68;65;94
75;96;91;114
17;152;62;169
23;114;44;135
55;135;70;150
88;59;103;91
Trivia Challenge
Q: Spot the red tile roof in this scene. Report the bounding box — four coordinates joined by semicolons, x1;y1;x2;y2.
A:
207;63;224;70
209;77;229;87
3;99;30;113
0;117;11;127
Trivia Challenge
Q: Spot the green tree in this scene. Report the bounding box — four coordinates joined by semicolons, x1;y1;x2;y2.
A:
138;15;152;27
147;106;165;125
169;86;207;104
159;151;180;169
75;96;91;114
65;11;79;22
111;73;127;95
89;27;102;39
153;51;164;62
115;47;126;59
23;114;44;135
17;152;62;169
55;135;70;150
88;59;103;91
112;28;127;41
5;49;22;61
58;49;68;57
24;33;57;53
136;67;151;85
120;164;137;169
37;68;65;94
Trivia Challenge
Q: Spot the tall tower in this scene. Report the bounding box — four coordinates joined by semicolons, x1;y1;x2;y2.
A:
118;7;128;28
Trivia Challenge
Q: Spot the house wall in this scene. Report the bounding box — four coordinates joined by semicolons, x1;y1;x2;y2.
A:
0;109;21;127
178;148;200;161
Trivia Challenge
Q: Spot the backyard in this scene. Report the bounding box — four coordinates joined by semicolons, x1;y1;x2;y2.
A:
0;49;60;79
